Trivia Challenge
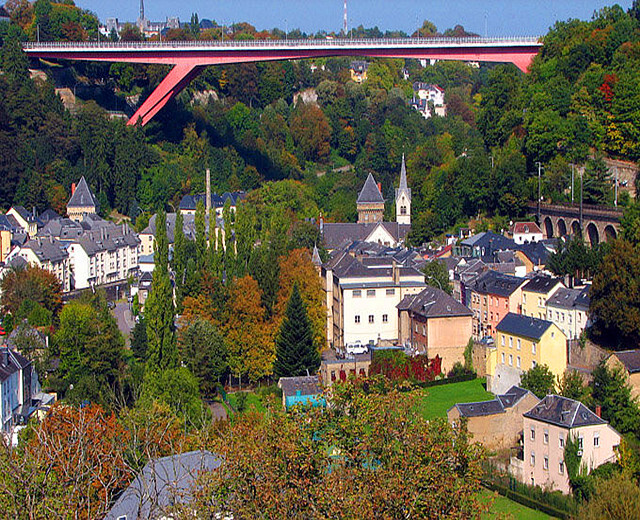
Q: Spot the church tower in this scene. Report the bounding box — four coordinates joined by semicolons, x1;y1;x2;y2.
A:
357;173;385;224
395;154;411;225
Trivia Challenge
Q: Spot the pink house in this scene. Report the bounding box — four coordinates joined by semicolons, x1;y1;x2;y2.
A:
516;395;620;494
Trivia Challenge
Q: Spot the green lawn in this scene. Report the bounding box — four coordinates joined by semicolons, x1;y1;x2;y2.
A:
417;378;494;420
227;391;266;414
480;490;555;519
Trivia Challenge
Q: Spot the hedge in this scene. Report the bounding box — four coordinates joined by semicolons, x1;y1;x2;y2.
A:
482;480;573;519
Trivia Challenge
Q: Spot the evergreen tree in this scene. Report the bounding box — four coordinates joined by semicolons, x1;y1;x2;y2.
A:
207;207;216;273
223;199;236;281
195;201;207;271
273;283;320;378
145;211;177;372
214;228;224;278
1;27;29;85
174;210;187;284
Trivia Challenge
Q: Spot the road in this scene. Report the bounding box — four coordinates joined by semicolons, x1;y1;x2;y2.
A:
113;301;135;344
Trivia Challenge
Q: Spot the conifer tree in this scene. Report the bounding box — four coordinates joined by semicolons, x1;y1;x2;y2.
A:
174;210;187;282
195;200;207;270
214;228;224;279
145;211;178;372
207;207;216;273
273;283;320;378
223;200;236;281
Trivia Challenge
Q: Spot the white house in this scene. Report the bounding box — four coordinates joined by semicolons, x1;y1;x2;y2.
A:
323;252;426;347
0;346;32;433
546;286;590;341
411;82;446;118
13;237;71;292
512;222;544;245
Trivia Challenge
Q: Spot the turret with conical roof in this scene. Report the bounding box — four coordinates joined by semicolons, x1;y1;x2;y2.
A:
67;176;98;222
395;154;411;225
357;173;384;224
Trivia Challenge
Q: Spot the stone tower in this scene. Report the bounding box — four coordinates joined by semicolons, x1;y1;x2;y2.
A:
395;154;411;225
357;173;385;224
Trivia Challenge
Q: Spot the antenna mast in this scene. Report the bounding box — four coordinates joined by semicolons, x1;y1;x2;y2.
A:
343;0;348;36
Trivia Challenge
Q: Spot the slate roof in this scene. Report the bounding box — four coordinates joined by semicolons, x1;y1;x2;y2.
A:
321;222;410;250
327;251;424;280
461;231;516;252
74;224;139;256
471;270;525;298
547;287;590;311
278;375;322;398
524;395;607;429
395;154;411;201
517;241;550;266
357;173;384;204
22;237;68;263
452;386;535;418
611;350;640;374
350;60;369;72
67;177;97;209
105;451;221;520
39;218;83;239
0;346;30;383
397;286;472;318
522;274;563;294
39;209;61;223
496;312;553;341
178;191;246;211
142;212;221;243
0;215;12;231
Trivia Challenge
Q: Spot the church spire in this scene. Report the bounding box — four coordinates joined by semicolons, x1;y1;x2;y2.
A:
399;154;408;192
395;155;411;225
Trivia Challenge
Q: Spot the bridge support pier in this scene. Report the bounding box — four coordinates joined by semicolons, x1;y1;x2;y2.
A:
128;62;205;126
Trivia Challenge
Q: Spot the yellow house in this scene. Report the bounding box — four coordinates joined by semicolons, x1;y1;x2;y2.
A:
487;312;567;394
521;275;564;319
605;350;640;400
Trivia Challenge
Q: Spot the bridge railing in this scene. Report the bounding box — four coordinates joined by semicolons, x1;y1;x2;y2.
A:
23;36;542;50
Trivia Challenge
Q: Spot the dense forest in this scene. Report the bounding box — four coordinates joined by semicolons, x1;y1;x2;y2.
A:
1;1;639;247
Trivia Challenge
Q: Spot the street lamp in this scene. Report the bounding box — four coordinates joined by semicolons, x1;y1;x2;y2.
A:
535;162;543;224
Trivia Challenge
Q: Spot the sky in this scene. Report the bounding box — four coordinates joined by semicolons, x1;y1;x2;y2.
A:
79;0;634;37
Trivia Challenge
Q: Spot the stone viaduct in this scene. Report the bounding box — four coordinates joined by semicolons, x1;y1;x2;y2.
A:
528;202;622;246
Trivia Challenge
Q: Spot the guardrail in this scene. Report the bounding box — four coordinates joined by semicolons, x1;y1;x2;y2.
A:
23;36;542;50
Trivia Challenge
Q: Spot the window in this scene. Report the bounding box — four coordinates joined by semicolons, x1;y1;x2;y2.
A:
532;360;537;368
517;356;521;369
117;516;127;520
532;343;537;355
422;325;426;335
523;293;527;304
517;339;521;351
578;437;584;450
501;353;505;364
543;430;549;444
559;434;565;448
386;288;395;296
559;461;565;474
530;427;535;441
366;289;376;297
594;433;600;447
400;206;407;215
543;456;549;470
530;452;535;466
509;354;513;366
355;315;360;323
353;290;362;298
368;315;374;324
501;335;505;346
382;314;388;323
509;337;513;348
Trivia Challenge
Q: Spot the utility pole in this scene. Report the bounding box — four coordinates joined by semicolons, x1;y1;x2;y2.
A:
536;162;543;224
614;167;619;207
343;0;348;37
579;167;584;231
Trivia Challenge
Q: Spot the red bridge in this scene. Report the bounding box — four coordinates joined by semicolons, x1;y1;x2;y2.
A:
24;37;542;126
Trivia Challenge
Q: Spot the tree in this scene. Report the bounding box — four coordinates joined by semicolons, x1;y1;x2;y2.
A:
53;295;125;407
558;370;590;403
178;318;227;395
194;200;207;271
591;362;640;434
0;265;62;321
290;103;331;162
130;318;148;362
224;275;274;383
590;240;640;348
183;378;488;519
273;283;320;378
519;364;556;398
145;211;177;373
576;474;640;520
422;259;452;294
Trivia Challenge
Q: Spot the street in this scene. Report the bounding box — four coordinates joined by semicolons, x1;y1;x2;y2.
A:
113;301;135;344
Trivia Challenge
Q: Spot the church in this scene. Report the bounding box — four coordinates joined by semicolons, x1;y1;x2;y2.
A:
321;156;412;251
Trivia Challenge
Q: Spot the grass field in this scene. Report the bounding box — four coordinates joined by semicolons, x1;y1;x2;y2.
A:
480;490;555;519
417;378;494;420
227;391;266;414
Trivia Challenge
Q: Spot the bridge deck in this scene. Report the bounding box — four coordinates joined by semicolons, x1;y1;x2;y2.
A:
24;37;542;126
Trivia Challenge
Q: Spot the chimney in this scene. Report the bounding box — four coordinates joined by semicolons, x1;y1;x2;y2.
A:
595;405;601;418
71;183;76;195
1;347;7;368
206;168;211;214
319;214;324;233
377;182;382;195
392;259;399;284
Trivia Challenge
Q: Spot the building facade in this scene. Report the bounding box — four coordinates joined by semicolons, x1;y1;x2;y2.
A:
521;275;564;319
520;395;620;494
545;286;590;341
487;313;567;394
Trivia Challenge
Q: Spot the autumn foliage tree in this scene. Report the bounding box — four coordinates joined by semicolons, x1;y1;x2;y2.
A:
184;377;488;519
290;102;331;163
0;265;62;321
